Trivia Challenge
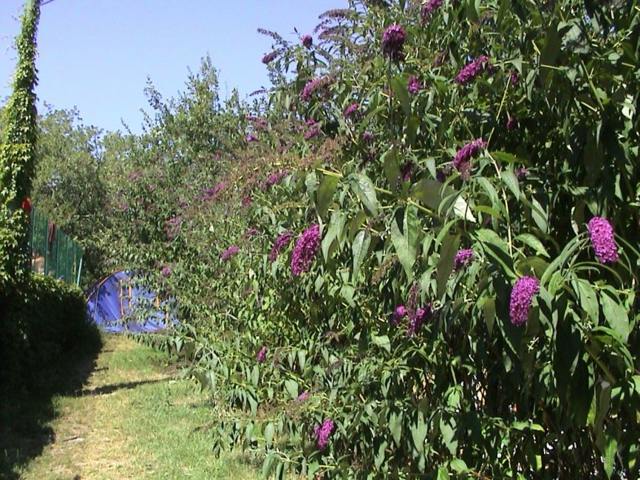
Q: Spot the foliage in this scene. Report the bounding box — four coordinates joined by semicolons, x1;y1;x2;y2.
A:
0;0;40;288
0;274;100;394
39;0;640;478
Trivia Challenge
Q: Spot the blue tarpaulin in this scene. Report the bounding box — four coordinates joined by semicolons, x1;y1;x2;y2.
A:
86;270;177;333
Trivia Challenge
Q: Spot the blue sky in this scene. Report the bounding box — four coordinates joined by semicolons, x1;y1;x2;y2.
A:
0;0;344;132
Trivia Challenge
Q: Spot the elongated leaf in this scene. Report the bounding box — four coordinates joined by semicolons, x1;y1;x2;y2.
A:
436;232;460;297
382;146;400;190
502;169;521;198
316;174;339;219
352;230;371;281
352;173;379;216
515;233;549;258
389;412;403;446
322;211;346;260
601;292;630;342
475;228;515;278
284;379;298;399
390;75;411;116
372;334;391;353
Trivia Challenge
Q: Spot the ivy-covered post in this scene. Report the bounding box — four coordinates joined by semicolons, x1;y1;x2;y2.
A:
0;0;41;288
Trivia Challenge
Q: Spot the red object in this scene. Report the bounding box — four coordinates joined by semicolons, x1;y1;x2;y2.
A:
20;197;32;215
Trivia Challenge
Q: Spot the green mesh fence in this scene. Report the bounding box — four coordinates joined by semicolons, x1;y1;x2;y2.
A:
28;207;83;286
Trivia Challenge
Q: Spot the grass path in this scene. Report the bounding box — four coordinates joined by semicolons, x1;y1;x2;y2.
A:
5;335;258;480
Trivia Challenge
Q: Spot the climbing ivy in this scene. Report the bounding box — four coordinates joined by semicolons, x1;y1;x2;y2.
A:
0;0;41;288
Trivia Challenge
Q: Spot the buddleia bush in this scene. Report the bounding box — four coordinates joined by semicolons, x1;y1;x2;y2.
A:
112;0;639;478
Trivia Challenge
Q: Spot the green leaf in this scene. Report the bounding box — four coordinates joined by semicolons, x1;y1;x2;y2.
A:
352;173;379;216
305;171;319;199
515;233;549;258
436;232;460;297
321;211;345;261
450;458;468;473
390;206;420;279
411;415;428;453
316;174;339;219
483;296;496;335
412;179;452;211
502;169;521;198
372;334;391;353
575;278;599;322
352;230;371;281
601;292;630;343
437;466;450;480
284;379;298;400
262;452;277;478
390;75;411;116
475;228;515;278
264;422;275;447
389;412;402;446
604;435;617;479
382;146;400;190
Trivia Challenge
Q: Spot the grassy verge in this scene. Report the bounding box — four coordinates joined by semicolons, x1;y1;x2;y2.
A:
2;334;260;479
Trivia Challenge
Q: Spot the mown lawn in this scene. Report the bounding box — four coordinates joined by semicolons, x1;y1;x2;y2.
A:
1;334;259;480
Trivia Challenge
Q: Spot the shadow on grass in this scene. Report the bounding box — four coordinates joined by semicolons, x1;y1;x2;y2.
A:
78;377;169;397
0;330;103;480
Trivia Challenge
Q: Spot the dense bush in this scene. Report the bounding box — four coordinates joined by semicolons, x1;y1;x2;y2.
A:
46;0;639;478
0;274;100;393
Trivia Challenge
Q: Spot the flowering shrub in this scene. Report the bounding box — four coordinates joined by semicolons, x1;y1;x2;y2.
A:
87;1;640;478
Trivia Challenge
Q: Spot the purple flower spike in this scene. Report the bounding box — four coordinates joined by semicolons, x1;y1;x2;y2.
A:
453;138;487;180
407;75;422;95
256;346;268;363
454;248;475;271
509;276;540;326
269;231;294;262
344;102;359;119
297;391;310;402
301;34;313;48
382;24;406;62
220;245;240;261
314;418;335;450
161;265;172;278
291;224;321;276
455;55;491;85
421;0;443;22
587;217;619;264
262;51;278;64
392;305;407;325
408;304;432;335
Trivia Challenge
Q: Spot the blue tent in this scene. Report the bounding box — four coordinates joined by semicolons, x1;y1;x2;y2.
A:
86;270;177;333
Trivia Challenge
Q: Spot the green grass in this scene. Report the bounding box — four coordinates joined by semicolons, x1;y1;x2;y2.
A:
3;334;260;480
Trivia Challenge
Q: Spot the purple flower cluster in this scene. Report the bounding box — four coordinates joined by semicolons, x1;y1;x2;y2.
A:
455;55;491;85
421;0;443;22
343;102;359;119
401;161;414;182
246;133;258;142
262;51;278;64
241;195;252;208
161;265;172;278
453;138;487;180
297;391;310;402
291;224;321;276
408;304;431;335
509;276;540;326
265;171;288;189
382;24;406;62
407;75;422;95
587;217;619;264
314;418;335;450
454;248;475;271
220;245;240;262
201;182;227;202
362;131;375;144
515;167;528;180
245;227;259;238
509;70;520;86
164;216;182;240
506;114;518;131
301;34;313;48
269;231;294;262
300;76;331;101
391;305;407;325
256;346;268;363
304;119;321;140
